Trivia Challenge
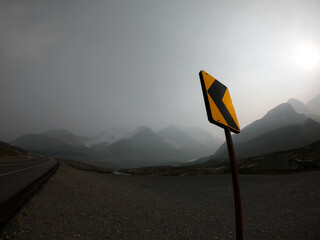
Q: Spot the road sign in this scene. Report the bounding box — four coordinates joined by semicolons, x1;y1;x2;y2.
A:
199;70;243;240
199;70;240;133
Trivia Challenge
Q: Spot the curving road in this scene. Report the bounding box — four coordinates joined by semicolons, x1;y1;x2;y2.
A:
0;158;58;211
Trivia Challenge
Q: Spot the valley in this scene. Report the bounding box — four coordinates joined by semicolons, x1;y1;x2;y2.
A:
8;95;320;170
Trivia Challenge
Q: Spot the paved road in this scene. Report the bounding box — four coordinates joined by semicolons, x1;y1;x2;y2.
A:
0;158;58;205
1;162;319;239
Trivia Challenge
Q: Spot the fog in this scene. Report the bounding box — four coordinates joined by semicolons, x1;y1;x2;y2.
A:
1;0;320;142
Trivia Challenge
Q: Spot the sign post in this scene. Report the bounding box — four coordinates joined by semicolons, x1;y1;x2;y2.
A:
225;128;243;240
199;70;243;240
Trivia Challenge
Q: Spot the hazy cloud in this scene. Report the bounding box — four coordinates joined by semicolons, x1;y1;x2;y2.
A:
1;0;320;141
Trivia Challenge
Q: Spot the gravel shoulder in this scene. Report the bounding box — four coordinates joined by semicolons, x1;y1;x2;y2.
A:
1;162;319;240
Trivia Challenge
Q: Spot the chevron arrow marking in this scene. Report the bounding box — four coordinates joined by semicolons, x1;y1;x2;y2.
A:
199;70;240;133
207;80;239;131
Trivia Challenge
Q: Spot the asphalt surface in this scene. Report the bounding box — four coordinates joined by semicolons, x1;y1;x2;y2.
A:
0;158;58;205
1;162;319;240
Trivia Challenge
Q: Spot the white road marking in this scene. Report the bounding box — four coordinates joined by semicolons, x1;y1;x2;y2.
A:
0;161;50;177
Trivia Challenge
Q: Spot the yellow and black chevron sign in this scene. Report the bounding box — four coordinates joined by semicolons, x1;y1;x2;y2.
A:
199;70;240;133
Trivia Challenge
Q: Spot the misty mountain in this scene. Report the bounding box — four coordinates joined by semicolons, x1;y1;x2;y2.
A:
232;119;320;159
11;131;92;158
232;103;306;143
12;134;64;152
129;127;173;154
11;126;219;168
97;127;177;168
158;126;201;149
44;129;88;146
306;94;320;115
288;98;313;115
158;126;221;158
183;126;223;147
213;102;320;159
95;126;222;168
288;98;320;122
84;128;127;147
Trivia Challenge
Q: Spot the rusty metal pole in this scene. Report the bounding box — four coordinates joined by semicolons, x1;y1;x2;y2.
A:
224;128;243;240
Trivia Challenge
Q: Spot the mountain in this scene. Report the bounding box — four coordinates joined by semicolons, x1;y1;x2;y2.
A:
10;126;226;168
288;97;320;122
98;127;177;168
306;94;320;115
85;128;127;147
232;103;306;143
93;126;223;168
129;127;173;154
234;119;320;158
158;126;200;149
11;134;65;152
214;103;320;159
184;126;223;147
11;131;92;159
288;98;312;115
158;126;221;159
44;129;88;146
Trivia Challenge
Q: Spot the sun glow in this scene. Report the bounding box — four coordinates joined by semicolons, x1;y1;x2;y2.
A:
293;42;320;70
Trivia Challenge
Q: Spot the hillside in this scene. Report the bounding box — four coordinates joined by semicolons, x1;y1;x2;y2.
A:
44;129;88;146
158;126;200;149
97;127;180;168
229;103;306;144
93;126;220;168
10;126;218;168
11;132;93;159
183;126;222;147
0;141;30;160
85;128;127;146
306;94;320;115
125;140;320;176
289;97;320;122
158;126;219;158
214;102;320;159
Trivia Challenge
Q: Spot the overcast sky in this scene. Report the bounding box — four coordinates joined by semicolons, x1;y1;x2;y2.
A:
1;0;320;141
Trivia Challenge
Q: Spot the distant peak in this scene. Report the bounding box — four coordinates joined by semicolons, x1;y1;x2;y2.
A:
306;94;320;115
287;98;303;104
128;126;153;137
130;127;160;141
264;103;297;119
288;98;312;115
307;94;320;105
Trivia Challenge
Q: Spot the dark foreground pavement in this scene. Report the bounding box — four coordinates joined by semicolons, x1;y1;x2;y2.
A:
0;158;58;225
1;162;319;240
0;158;57;204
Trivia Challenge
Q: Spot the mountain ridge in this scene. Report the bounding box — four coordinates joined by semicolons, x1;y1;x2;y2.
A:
213;101;320;160
10;126;219;168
